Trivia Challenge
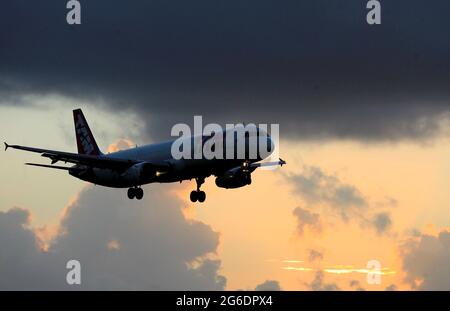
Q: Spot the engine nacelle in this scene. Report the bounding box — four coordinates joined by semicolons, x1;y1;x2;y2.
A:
215;170;252;189
121;162;156;185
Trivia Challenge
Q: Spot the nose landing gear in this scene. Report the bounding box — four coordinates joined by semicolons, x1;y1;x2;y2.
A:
190;177;206;203
127;187;144;200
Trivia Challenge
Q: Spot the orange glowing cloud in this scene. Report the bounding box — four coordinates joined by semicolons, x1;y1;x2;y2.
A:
107;138;135;153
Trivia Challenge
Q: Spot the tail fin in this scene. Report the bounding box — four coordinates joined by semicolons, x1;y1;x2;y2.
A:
73;109;102;156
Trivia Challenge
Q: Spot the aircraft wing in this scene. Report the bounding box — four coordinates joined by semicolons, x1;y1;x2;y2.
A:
249;158;286;169
220;158;286;177
4;142;169;171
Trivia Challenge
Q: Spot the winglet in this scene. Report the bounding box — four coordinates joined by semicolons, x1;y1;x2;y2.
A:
4;142;9;151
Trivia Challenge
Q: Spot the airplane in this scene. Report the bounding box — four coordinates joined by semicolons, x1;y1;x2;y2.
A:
4;109;285;202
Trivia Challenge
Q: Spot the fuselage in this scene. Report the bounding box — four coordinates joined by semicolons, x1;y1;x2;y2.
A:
70;129;274;188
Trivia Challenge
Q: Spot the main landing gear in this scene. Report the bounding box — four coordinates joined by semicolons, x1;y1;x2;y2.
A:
128;187;144;200
190;177;206;203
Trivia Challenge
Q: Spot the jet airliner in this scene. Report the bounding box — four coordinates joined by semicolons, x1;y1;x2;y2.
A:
5;109;285;202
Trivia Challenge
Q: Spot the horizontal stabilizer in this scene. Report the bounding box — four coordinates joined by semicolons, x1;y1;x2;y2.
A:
25;163;72;171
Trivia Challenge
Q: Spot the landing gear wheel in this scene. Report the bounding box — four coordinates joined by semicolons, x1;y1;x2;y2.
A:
127;188;135;199
190;190;198;202
197;191;206;203
135;188;144;200
190;177;207;203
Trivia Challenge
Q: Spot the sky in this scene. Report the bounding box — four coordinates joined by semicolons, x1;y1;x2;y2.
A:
0;1;450;290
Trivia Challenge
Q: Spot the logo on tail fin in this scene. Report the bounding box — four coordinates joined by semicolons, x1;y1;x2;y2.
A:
73;109;102;155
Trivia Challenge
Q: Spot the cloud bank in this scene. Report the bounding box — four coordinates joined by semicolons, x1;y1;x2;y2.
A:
0;185;226;290
401;229;450;290
288;165;393;234
1;1;449;142
307;271;340;291
255;280;282;291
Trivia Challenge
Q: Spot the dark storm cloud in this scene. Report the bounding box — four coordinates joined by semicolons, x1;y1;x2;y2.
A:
287;165;393;234
292;207;323;235
254;280;282;291
401;230;450;290
288;166;367;221
1;1;449;141
307;271;340;291
372;212;392;234
308;249;324;263
0;185;226;290
349;280;365;291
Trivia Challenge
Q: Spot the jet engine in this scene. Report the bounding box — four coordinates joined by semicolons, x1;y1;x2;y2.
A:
121;162;156;184
215;167;252;189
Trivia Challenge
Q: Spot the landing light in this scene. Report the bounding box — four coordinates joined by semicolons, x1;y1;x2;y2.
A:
156;171;167;177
